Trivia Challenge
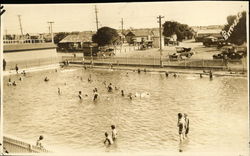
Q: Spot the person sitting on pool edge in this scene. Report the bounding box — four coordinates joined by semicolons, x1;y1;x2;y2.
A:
104;132;113;145
111;125;117;141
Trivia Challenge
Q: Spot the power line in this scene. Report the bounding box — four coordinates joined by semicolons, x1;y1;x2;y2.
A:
48;21;54;43
157;15;164;67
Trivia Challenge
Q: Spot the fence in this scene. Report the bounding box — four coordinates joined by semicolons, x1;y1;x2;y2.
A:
61;56;247;71
4;57;60;71
3;135;51;153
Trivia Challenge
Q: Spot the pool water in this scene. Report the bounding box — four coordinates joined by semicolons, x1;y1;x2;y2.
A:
3;67;248;154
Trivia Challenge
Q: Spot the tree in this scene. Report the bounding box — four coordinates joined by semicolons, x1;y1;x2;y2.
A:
222;11;246;45
163;21;194;41
92;27;120;46
54;32;70;44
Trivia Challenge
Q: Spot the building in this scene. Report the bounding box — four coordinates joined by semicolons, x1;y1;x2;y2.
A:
58;31;98;56
194;29;222;42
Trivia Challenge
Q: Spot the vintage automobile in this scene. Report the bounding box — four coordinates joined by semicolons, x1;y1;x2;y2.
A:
175;47;194;58
97;47;115;57
202;36;219;47
169;53;182;61
213;45;247;60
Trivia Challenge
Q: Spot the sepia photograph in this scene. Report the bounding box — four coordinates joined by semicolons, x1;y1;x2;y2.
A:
0;1;249;155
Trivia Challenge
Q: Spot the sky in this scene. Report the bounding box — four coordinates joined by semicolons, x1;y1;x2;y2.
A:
2;1;248;34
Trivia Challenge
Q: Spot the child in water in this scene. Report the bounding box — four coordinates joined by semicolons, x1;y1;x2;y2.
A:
104;132;113;145
177;113;186;142
36;135;44;148
78;91;82;100
111;125;117;141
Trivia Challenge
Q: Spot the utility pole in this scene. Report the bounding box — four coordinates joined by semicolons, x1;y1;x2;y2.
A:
5;29;7;40
121;18;124;43
18;15;24;39
121;18;124;34
48;21;54;44
94;5;99;31
157;15;164;67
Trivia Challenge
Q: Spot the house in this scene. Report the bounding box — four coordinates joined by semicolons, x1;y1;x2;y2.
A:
58;31;98;56
195;29;222;42
150;29;165;48
125;29;152;45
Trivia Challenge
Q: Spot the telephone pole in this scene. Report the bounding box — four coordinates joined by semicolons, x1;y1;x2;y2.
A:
157;15;164;67
18;15;24;39
48;21;54;44
121;18;124;34
95;5;99;31
121;18;124;43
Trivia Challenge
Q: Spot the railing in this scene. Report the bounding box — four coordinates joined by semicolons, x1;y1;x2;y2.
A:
3;39;45;44
61;56;247;71
3;135;51;153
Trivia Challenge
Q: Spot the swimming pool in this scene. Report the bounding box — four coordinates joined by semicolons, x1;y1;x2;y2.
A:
3;67;248;154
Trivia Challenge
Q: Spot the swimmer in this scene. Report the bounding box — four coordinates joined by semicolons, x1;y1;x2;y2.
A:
209;70;213;80
121;90;124;96
115;86;119;90
44;77;49;82
19;77;23;81
137;69;141;74
7;81;12;86
12;81;17;86
107;83;113;92
104;132;113;145
58;88;61;95
36;135;44;148
126;72;129;77
84;65;87;70
111;125;117;141
22;70;26;76
184;113;189;138
78;91;82;100
177;113;186;142
128;93;133;100
144;68;146;72
93;89;98;101
165;71;169;77
173;73;177;78
200;74;203;78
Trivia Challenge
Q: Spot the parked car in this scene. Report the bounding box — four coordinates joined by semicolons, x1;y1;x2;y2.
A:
213;46;247;60
203;36;218;47
97;48;115;57
175;47;194;58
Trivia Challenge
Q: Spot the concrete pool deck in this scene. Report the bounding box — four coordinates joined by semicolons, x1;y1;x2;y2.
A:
69;63;247;78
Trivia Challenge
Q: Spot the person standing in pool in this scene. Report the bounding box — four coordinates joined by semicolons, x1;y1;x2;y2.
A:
36;135;44;148
58;88;61;95
108;83;113;92
93;88;98;101
15;64;19;74
104;132;113;145
177;113;186;142
184;113;189;138
121;90;124;96
78;91;82;100
111;125;117;141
